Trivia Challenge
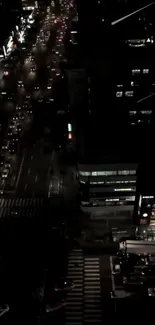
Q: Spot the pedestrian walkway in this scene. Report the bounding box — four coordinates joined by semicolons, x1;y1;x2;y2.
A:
0;197;44;219
84;257;102;324
65;248;84;325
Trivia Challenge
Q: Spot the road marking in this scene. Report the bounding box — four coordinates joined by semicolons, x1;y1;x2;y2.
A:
24;184;27;190
31;155;33;160
35;175;38;183
111;1;155;25
15;152;25;190
110;256;115;292
28;168;31;175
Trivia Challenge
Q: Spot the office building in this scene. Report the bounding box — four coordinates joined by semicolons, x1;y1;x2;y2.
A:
75;1;155;161
77;161;138;220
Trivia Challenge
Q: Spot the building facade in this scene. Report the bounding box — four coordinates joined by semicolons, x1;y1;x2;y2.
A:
78;163;138;219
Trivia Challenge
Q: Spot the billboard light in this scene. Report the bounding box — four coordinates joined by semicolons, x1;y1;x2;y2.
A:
68;123;72;132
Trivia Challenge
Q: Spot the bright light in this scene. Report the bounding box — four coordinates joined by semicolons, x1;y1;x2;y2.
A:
3;46;6;57
114;188;134;192
68;123;72;132
68;133;72;140
143;213;148;217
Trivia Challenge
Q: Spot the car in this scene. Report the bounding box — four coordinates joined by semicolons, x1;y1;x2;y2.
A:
37;96;43;103
47;84;52;90
16;105;22;111
12;134;19;142
148;288;155;297
9;122;15;129
8;142;16;154
27;108;33;114
54;279;75;292
19;113;24;120
16;124;22;132
13;114;19;121
7;93;14;101
18;81;24;88
112;264;121;275
8;128;13;137
46;300;67;313
2;169;9;178
34;84;40;90
2;141;9;150
4;162;11;168
0;188;4;195
22;104;28;109
0;156;4;167
30;66;36;72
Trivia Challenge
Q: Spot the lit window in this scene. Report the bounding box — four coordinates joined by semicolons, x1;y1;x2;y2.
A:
125;91;134;97
114;188;134;192
91;171;117;176
117;84;123;88
132;69;140;75
79;171;91;176
92;172;98;176
131;81;134;86
142;196;154;199
143;69;149;74
118;170;136;175
106;198;119;202
140;110;152;115
116;91;123;98
90;181;104;184
129;110;137;115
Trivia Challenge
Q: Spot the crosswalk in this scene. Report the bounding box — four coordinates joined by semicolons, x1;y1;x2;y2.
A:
0;197;43;208
84;257;102;324
65;251;102;325
0;197;44;219
65;249;84;325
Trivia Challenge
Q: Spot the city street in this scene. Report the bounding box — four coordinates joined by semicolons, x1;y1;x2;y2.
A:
16;137;52;196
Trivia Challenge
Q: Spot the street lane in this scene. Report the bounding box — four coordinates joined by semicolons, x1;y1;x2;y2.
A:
16;137;52;196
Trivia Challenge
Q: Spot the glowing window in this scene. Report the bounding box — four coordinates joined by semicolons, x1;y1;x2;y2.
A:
129;111;137;115
143;69;149;74
116;91;123;98
125;91;134;97
140;110;152;115
132;69;140;75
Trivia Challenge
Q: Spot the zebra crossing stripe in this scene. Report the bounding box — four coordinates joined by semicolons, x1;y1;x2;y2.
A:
85;319;102;325
84;304;101;308
65;249;83;325
85;264;100;268
85;258;99;261
68;263;83;267
65;323;82;325
67;302;83;306
84;280;100;284
67;290;83;295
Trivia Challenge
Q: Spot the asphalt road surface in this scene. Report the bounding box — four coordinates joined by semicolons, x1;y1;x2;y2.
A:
16;137;52;196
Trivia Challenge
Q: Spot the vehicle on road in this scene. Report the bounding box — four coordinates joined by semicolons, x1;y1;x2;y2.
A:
54;279;74;292
46;300;67;313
